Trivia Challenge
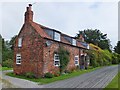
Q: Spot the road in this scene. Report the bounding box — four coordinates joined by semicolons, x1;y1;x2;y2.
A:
1;65;118;88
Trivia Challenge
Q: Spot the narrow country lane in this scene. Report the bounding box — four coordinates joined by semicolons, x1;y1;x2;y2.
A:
43;65;118;88
2;65;118;88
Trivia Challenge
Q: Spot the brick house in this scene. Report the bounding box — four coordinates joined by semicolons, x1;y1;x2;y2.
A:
13;4;89;77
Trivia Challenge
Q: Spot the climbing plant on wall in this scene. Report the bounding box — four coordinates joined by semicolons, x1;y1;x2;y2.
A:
58;46;70;74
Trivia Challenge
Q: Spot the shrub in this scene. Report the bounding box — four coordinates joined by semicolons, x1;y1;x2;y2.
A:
54;72;60;77
58;47;70;74
44;73;54;78
2;59;13;68
25;72;35;78
64;70;72;74
88;44;114;67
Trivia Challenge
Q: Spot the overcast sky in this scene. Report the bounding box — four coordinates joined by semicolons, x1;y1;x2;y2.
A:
1;1;118;48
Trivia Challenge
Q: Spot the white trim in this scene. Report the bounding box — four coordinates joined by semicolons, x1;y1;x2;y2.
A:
74;55;79;66
54;54;60;66
16;54;21;64
18;38;22;47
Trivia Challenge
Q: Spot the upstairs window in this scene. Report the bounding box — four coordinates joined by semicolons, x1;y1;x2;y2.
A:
54;32;60;41
74;56;79;66
54;54;60;66
16;54;21;64
72;39;76;46
18;38;22;47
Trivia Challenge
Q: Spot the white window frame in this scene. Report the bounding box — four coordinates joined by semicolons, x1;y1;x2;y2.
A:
18;38;22;47
72;39;76;46
54;32;60;41
87;44;89;49
74;55;79;66
54;54;60;66
16;54;21;64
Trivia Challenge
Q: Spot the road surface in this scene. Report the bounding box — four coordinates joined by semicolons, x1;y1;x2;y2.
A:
1;65;118;88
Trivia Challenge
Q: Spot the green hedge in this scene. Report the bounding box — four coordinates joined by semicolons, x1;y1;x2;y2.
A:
2;59;13;68
88;43;119;67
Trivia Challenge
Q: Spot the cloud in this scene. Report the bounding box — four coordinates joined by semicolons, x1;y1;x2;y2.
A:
2;2;118;47
89;2;102;9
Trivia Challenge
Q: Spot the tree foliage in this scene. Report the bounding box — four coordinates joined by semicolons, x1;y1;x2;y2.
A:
114;41;120;54
58;47;70;74
87;43;119;67
9;35;17;50
76;29;111;51
1;35;17;67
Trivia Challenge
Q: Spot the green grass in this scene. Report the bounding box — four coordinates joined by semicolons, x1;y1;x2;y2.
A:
7;66;102;84
0;67;13;71
105;72;120;89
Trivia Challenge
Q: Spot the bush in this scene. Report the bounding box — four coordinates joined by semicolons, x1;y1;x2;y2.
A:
25;72;35;78
58;47;70;74
54;72;60;77
2;59;13;68
44;73;54;78
88;44;113;67
112;53;119;64
64;70;72;74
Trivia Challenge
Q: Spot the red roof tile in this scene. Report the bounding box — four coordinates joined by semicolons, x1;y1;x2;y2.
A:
30;21;88;49
30;22;52;39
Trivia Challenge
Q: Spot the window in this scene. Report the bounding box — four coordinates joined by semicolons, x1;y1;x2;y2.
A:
87;44;89;49
54;32;60;41
16;54;21;64
72;39;76;46
74;56;79;66
18;38;22;47
54;54;60;66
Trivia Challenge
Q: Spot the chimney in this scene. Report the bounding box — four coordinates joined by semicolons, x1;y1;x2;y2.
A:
24;4;33;23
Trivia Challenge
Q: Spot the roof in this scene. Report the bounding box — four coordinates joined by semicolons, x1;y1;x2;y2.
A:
30;21;88;49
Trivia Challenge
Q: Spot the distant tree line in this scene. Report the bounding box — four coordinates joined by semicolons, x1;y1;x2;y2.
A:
1;34;17;67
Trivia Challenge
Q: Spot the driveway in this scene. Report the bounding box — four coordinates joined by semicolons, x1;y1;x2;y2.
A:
2;65;118;88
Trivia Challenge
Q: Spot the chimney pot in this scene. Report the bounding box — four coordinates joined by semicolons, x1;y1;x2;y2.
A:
26;7;29;11
29;4;32;6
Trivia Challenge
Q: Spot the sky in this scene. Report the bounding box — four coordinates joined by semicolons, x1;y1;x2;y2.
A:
1;0;118;48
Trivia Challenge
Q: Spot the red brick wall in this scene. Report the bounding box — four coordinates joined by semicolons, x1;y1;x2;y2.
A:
43;39;81;74
14;23;44;77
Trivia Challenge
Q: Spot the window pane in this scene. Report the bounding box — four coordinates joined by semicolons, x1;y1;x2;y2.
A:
55;61;60;66
75;61;78;64
16;54;21;64
72;39;76;46
54;32;60;41
18;38;22;47
75;56;79;65
54;54;60;66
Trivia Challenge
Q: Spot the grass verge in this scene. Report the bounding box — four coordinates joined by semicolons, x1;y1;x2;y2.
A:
6;66;102;84
0;67;13;71
105;72;120;89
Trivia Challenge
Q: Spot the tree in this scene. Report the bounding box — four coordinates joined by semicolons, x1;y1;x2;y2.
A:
114;41;120;54
2;35;17;61
9;35;17;50
76;29;111;51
